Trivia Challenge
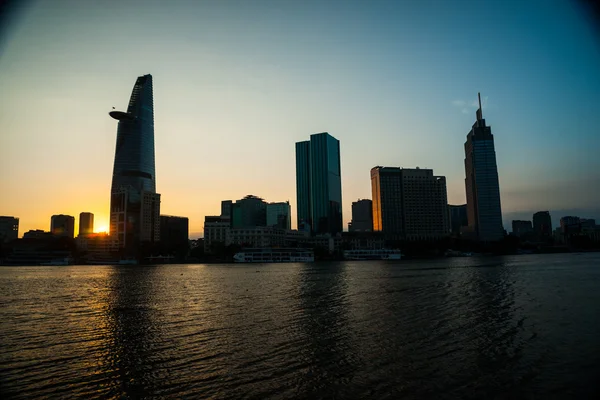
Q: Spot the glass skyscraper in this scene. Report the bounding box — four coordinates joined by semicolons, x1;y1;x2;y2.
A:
295;132;342;235
464;93;504;242
109;74;160;257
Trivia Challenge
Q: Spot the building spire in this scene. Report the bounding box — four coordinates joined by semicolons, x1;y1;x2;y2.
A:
478;92;482;116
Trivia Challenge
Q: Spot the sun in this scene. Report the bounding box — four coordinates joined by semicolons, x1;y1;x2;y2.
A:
95;225;109;234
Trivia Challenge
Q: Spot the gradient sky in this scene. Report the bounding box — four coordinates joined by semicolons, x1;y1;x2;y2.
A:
1;0;599;238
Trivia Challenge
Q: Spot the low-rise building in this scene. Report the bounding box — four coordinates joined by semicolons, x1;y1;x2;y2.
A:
0;216;19;242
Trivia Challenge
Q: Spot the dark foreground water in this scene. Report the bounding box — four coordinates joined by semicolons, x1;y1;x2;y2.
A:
1;254;600;399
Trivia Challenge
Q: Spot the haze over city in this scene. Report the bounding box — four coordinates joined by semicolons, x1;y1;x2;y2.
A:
1;0;599;238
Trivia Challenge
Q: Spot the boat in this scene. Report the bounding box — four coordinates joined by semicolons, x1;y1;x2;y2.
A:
343;249;402;260
118;258;138;265
40;257;72;266
233;248;314;263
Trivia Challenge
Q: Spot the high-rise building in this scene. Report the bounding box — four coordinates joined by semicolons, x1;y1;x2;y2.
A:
448;204;468;235
51;214;75;238
79;212;94;236
371;167;449;240
0;216;19;242
533;211;552;241
512;220;533;237
349;199;373;232
232;195;267;228
160;215;189;256
109;74;161;257
266;202;291;230
221;200;233;220
560;216;581;234
464;93;504;242
295;132;342;235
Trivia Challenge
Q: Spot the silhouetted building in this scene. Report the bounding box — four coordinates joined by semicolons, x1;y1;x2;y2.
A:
232;195;267;228
295;132;342;235
160;215;189;256
266;202;291;230
23;230;53;239
533;211;552;241
560;216;581;234
51;214;75;238
79;212;94;236
349;199;373;232
203;216;231;252
371;167;449;240
448;205;468;235
109;74;161;257
0;216;19;242
512;220;533;237
221;200;233;219
464;93;504;241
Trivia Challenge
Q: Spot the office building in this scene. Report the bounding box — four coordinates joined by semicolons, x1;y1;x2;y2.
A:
371;167;449;240
533;211;552;241
108;74;161;256
51;214;75;238
221;200;233;220
232;195;267;228
464;93;504;241
512;220;533;237
267;202;291;230
160;215;189;255
560;216;581;234
448;204;468;235
79;212;94;236
203;216;231;252
0;216;19;242
349;199;373;232
295;132;342;235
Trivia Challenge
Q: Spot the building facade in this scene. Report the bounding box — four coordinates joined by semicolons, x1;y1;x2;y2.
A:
266;202;291;230
0;216;19;242
203;216;231;252
533;211;552;241
464;93;504;242
349;199;373;232
51;214;75;238
295;132;342;235
232;195;267;228
160;215;189;256
448;204;468;235
371;167;449;240
512;220;533;237
79;212;94;236
109;74;161;257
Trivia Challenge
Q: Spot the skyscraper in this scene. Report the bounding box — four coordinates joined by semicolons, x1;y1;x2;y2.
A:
371;167;449;240
295;132;342;235
51;214;75;238
349;199;373;232
464;93;504;242
79;212;94;236
266;202;291;230
533;211;552;241
0;216;19;242
109;74;161;257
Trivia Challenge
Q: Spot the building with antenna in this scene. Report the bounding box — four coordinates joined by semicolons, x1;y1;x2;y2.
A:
464;93;504;242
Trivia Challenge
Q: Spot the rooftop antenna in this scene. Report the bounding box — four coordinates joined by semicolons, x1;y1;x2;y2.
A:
478;92;482;116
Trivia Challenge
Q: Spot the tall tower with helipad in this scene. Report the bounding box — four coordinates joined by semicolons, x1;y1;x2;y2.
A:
109;74;161;259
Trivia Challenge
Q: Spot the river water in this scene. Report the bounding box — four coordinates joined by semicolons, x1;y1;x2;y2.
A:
1;253;599;399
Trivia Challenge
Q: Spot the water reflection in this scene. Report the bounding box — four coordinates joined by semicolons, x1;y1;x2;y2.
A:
296;262;357;397
102;265;166;398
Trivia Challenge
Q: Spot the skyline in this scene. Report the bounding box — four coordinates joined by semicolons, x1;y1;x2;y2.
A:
1;0;599;238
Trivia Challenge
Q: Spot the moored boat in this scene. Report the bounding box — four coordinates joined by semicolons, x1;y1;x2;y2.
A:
233;248;314;263
343;249;402;261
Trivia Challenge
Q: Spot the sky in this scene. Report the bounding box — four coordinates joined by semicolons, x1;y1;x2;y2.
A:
1;0;599;238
